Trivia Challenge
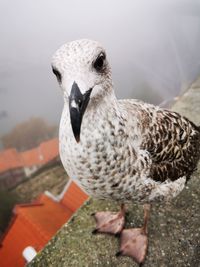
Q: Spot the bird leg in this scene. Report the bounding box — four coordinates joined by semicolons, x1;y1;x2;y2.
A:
92;203;126;235
116;204;151;264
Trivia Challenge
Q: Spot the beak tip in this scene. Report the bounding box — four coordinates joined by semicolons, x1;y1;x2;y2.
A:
75;135;80;143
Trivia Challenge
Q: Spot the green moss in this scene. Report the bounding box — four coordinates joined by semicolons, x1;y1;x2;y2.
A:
29;78;200;267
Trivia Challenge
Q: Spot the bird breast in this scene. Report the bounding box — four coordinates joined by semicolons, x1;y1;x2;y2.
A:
59;104;142;199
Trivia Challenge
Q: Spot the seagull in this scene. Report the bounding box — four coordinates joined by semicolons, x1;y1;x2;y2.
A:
52;39;200;264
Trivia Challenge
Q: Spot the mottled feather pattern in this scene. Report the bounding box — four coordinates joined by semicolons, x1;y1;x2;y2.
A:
59;97;200;204
119;99;200;183
139;106;200;182
53;39;200;205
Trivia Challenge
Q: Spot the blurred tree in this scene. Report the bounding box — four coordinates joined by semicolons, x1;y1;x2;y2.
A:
0;190;21;234
1;117;58;151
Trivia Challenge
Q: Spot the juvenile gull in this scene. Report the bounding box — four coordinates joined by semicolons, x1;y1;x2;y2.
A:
51;39;200;264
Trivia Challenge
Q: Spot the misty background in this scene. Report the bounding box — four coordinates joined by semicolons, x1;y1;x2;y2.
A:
1;0;200;138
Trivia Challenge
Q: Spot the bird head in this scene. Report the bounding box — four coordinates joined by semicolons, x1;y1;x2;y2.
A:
51;39;113;142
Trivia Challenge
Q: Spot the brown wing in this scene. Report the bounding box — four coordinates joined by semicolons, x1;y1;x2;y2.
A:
141;109;200;182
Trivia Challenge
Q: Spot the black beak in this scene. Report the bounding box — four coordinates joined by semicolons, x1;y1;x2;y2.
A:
69;82;92;143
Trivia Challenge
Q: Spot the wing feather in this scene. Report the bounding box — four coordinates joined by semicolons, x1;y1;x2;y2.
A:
140;108;200;182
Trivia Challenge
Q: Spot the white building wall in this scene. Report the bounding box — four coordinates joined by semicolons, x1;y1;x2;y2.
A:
24;165;39;177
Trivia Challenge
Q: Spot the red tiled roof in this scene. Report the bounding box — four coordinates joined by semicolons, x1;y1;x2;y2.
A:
0;138;59;174
16;195;72;239
0;194;72;267
20;148;41;167
0;215;44;267
39;138;59;164
0;178;88;267
0;161;8;173
0;149;23;173
61;181;88;212
19;138;59;168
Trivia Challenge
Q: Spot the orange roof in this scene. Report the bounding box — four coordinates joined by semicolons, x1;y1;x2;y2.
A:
0;194;72;267
0;138;59;173
20;148;41;167
0;149;23;173
0;180;88;267
0;215;44;267
61;181;88;212
39;138;59;164
15;194;72;239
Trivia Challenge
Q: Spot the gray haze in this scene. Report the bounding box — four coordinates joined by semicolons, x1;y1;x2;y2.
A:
0;0;200;136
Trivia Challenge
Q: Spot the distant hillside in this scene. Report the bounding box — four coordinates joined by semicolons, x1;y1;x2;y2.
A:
11;162;69;203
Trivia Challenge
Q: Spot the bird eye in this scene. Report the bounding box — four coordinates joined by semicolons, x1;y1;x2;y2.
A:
52;67;62;83
93;52;106;72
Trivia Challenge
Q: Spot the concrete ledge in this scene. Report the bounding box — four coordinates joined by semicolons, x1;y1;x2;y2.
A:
29;77;200;267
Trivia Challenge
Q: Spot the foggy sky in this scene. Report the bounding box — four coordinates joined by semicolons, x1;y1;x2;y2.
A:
0;0;200;136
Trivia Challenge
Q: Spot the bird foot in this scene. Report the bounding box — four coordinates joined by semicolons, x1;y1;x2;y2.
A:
91;209;125;235
116;228;148;264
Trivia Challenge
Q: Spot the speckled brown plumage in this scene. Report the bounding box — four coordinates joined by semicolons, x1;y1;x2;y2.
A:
140;108;200;182
52;39;200;205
